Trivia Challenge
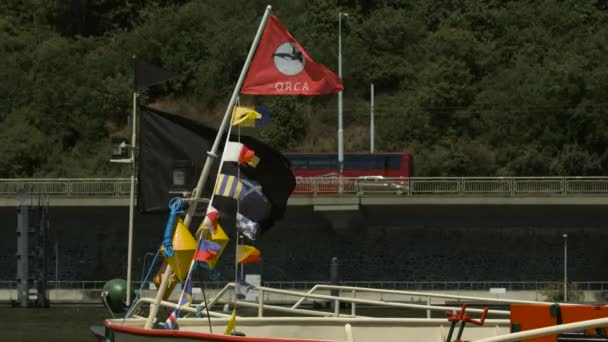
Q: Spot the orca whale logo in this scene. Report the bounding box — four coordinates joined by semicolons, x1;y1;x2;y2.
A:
273;42;305;76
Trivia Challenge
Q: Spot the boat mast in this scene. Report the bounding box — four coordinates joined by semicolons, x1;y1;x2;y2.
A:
144;5;274;329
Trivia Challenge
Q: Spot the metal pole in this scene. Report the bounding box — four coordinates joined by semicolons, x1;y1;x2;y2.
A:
144;5;274;329
39;199;49;307
563;233;568;302
17;203;29;307
126;91;137;306
337;12;346;176
330;257;339;312
370;83;374;153
55;240;59;288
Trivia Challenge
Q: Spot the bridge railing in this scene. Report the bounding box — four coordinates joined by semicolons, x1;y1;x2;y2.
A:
2;177;608;198
1;280;607;291
294;177;608;196
0;178;131;198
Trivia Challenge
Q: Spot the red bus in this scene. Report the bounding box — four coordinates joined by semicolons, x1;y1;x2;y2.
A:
283;152;412;178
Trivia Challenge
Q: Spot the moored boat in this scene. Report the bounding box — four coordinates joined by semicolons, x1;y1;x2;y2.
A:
96;282;513;342
94;282;608;342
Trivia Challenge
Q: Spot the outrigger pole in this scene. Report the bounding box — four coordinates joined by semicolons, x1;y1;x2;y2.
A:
144;5;274;329
126;62;138;306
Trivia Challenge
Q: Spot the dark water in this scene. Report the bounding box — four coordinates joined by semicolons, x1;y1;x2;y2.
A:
0;306;108;342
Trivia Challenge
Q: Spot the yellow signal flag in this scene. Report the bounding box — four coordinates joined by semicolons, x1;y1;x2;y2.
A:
236;245;261;264
161;218;197;281
232;106;262;127
224;308;237;335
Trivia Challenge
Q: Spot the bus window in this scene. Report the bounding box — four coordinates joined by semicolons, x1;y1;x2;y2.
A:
345;155;374;169
289;157;308;169
285;152;409;176
308;155;337;169
372;155;386;169
386;155;402;169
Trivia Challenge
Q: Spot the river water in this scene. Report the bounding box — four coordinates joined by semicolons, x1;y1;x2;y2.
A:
0;306;108;342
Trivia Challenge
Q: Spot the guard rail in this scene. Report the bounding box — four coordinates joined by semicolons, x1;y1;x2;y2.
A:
1;177;608;197
2;280;608;291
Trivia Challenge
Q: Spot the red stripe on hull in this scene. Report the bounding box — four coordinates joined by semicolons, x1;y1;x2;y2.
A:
104;320;332;342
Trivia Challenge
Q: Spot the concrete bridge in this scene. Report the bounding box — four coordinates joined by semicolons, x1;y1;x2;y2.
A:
2;177;608;283
1;177;608;207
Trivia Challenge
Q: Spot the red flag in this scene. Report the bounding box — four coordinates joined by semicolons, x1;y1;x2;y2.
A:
241;15;343;95
239;145;257;165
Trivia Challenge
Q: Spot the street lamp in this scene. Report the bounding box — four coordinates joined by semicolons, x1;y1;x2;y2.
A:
563;233;568;302
338;12;348;176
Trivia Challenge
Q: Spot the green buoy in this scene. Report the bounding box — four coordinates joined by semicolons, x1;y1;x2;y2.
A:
102;279;133;313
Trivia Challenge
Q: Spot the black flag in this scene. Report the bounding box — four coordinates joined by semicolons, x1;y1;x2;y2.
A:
138;106;217;212
137;106;295;234
135;61;177;89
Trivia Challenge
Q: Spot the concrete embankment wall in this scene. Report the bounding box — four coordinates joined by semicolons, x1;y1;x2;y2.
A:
1;205;608;282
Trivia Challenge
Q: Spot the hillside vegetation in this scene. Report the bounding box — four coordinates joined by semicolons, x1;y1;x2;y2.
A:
2;0;607;177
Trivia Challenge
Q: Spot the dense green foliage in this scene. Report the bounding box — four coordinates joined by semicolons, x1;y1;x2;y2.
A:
1;0;607;177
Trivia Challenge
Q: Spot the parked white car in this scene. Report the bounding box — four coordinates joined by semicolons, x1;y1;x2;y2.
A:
356;176;409;194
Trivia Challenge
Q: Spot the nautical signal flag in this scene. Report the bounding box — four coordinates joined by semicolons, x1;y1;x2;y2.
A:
223;142;260;167
224;309;237;335
201;206;219;234
195;218;230;269
236;244;261;264
241;14;343;95
193;238;222;262
214;162;272;224
232;106;269;127
236;212;258;240
214;174;247;200
164;277;192;329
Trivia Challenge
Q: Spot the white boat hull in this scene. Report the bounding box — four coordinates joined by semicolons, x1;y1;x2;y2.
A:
104;317;511;342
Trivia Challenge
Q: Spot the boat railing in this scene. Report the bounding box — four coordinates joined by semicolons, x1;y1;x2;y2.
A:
128;282;552;321
341;280;608;291
3;176;608;197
